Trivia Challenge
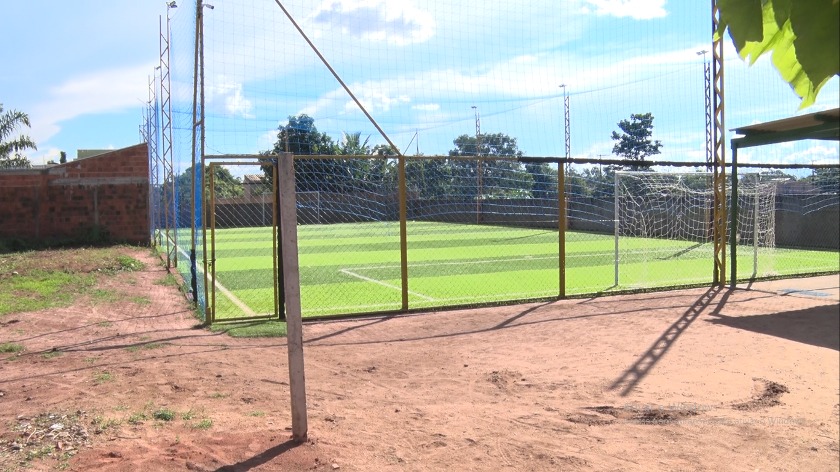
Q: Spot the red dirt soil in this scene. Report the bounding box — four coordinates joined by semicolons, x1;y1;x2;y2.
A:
1;248;838;471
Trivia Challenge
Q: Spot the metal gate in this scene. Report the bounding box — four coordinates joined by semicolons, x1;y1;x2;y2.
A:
207;157;281;323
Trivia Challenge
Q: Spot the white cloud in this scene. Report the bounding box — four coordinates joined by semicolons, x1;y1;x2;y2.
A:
207;76;254;119
311;0;436;46
29;63;154;145
412;103;440;111
583;0;667;20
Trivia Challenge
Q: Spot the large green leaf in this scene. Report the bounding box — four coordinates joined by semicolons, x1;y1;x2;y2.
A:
790;0;840;94
716;0;763;49
719;0;839;108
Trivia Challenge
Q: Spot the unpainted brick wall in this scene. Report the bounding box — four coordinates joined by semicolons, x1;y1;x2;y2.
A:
0;143;150;244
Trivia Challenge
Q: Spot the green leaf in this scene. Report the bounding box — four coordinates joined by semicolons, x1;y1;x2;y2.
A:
725;0;839;108
716;0;763;49
790;0;840;93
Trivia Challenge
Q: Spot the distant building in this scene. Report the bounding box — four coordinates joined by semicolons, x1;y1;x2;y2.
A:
243;174;265;197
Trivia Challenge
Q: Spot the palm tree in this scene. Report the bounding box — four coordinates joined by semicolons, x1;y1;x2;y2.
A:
0;103;37;169
339;131;371;156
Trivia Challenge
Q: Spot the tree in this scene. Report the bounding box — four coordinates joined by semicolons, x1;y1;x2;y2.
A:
0;104;37;169
264;114;347;192
611;113;661;167
525;162;557;200
270;114;337;156
449;133;524;158
59;151;67;164
448;132;531;198
174;164;243;208
716;0;839;108
806;168;840;194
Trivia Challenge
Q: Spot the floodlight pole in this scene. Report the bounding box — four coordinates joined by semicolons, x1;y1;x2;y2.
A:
473;106;482;223
560;84;570;164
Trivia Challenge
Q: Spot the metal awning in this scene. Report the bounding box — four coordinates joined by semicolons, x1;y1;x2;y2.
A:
731;107;840;149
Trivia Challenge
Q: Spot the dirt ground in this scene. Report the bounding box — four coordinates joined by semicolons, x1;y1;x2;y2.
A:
1;247;838;471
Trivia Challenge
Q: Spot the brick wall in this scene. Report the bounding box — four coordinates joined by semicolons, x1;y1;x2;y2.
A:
0;143;150;244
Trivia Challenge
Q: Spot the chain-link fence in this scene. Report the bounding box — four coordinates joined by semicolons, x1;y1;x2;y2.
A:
195;156;837;321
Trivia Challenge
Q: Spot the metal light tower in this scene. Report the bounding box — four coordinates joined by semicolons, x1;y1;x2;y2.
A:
697;50;712;171
559;84;570;161
472;106;482;223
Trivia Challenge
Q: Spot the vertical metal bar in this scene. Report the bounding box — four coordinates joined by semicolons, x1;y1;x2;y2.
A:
199;0;210;320
271;162;280;320
753;176;759;276
614;172;620;287
730;148;738;287
398;154;409;311
558;162;566;298
209;166;216;324
278;152;308;442
276;159;286;320
189;0;201;305
712;0;727;286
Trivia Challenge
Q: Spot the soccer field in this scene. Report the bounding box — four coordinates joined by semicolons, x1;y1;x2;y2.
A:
202;221;839;320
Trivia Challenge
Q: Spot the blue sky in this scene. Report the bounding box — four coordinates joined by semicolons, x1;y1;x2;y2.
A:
4;0;838;169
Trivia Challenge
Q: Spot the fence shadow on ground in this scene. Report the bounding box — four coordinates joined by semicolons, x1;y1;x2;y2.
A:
609;286;731;396
706;304;840;351
214;439;303;472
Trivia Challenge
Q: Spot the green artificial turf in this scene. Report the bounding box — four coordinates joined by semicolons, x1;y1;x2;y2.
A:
183;221;838;320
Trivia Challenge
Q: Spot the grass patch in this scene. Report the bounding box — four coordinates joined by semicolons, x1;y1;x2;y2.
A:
126;342;168;353
25;444;54;461
131;295;152;305
155;273;180;287
94;371;114;384
114;255;145;273
92;415;121;433
209;392;228;399
96;320;113;327
41;350;62;359
247;410;265;417
181;410;196;420
127;412;148;425
0;342;24;353
192;418;213;430
210;320;287;338
91;288;119;303
153;408;176;422
0;246;146;317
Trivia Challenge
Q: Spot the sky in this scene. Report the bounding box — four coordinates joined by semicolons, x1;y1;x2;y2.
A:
3;0;838;170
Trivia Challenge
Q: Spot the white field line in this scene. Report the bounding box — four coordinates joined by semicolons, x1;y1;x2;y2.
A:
176;246;256;317
339;269;436;301
347;247;700;271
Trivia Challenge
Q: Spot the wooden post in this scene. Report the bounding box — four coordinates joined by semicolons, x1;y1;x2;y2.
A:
278;152;308;441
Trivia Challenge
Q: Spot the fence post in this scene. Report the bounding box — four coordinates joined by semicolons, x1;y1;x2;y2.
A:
558;162;566;298
730;147;739;287
398;155;409;311
278;152;308;442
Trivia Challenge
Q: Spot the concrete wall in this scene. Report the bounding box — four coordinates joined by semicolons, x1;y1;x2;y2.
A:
0;144;150;244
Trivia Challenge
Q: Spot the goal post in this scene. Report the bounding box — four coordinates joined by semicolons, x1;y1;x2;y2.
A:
614;171;776;287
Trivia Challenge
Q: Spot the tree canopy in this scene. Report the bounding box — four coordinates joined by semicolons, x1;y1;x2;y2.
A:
0;104;37;169
716;0;839;108
611;113;662;165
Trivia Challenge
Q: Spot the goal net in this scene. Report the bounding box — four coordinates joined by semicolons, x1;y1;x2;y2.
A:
614;171;777;286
